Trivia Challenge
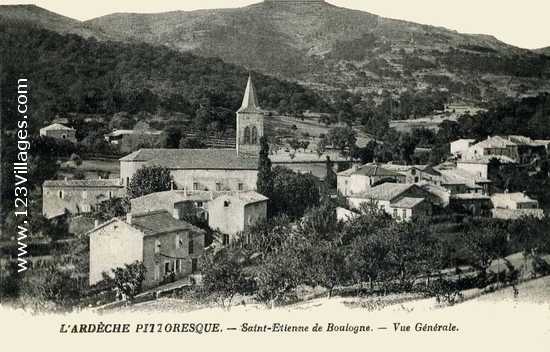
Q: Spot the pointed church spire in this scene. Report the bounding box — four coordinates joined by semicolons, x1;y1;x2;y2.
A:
237;75;261;113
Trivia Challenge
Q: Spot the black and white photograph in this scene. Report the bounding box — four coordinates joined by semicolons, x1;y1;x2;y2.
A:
1;0;549;350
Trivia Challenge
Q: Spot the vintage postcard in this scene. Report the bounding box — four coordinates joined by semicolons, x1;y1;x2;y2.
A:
1;0;549;350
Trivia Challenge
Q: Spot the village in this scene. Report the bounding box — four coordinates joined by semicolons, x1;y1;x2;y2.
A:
26;76;549;309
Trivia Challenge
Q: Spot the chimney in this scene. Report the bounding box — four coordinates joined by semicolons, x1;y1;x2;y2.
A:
172;207;180;220
94;219;99;228
126;213;132;225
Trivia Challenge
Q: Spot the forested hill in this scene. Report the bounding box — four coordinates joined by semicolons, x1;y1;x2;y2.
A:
84;1;550;103
0;21;327;131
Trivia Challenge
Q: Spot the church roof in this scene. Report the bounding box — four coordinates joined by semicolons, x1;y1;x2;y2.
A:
120;149;258;170
43;179;122;188
237;75;262;114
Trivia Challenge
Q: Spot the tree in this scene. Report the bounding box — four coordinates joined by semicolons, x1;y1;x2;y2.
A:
127;165;174;198
325;156;337;190
289;138;301;153
257;137;274;215
161;125;184;149
95;197;131;221
255;248;300;308
327;127;357;157
271;166;320;219
101;261;146;302
202;251;256;310
70;153;82;168
179;137;207;149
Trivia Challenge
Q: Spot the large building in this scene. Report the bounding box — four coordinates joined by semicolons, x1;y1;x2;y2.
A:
42;179;124;218
131;189;268;241
89;210;205;290
120;76;263;191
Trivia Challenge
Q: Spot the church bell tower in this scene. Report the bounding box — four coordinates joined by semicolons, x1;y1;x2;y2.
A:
236;75;264;156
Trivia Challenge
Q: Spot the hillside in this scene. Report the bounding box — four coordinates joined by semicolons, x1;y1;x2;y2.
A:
0;20;327;130
83;1;550;103
0;5;108;39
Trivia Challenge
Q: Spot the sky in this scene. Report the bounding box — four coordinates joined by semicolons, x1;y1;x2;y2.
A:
1;0;549;49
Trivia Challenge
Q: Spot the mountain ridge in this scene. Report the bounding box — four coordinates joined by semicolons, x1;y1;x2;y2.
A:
2;3;550;104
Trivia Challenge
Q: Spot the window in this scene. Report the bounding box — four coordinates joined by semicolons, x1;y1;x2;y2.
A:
411;168;416;176
224;200;230;207
82;190;87;199
238;182;243;191
246;233;251;245
414;177;419;183
223;234;230;246
196;201;203;208
393;209;398;218
82;204;91;213
344;180;348;185
402;209;407;219
154;265;160;280
109;191;113;198
251;126;258;143
193;182;198;191
59;190;63;198
155;240;161;253
62;134;66;139
188;240;194;255
216;182;221;191
244;126;251;143
126;177;129;186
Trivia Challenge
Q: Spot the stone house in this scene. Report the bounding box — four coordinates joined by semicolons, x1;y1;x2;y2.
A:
337;164;405;196
39;123;77;143
130;189;268;242
207;191;268;244
42;179;123;218
381;163;441;184
490;192;544;219
450;139;476;157
88;210;205;290
348;183;436;221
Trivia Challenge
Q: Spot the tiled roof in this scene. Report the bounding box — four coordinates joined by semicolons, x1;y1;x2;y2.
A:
352;164;404;177
475;136;516;149
214;191;269;205
491;192;538;204
120;149;258;170
352;183;415;201
40;123;74;131
43;179;122;188
131;190;268;213
381;163;441;176
107;130;162;137
450;193;491;200
459;155;516;164
436;168;489;185
391;197;425;208
130;210;203;237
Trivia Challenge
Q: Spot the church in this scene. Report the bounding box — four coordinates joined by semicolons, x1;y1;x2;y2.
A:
120;76;264;192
